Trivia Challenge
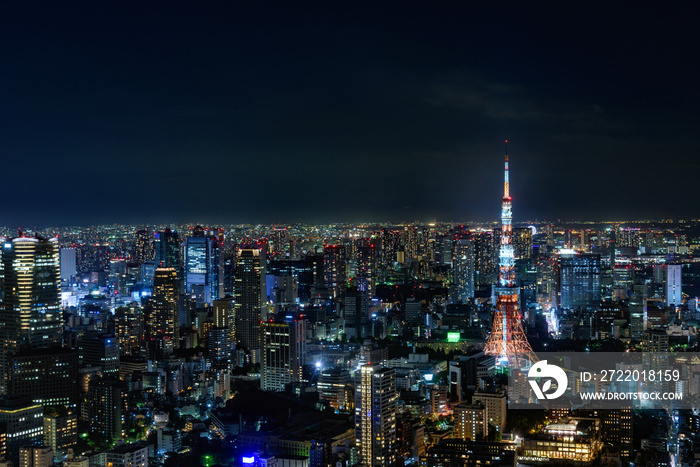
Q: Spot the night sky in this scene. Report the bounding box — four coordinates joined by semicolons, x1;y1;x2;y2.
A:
1;3;696;226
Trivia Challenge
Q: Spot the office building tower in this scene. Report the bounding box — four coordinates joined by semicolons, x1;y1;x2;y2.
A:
154;228;180;270
0;395;43;464
59;248;77;285
666;264;682;307
108;258;127;296
268;258;320;302
602;408;632;462
355;365;397;467
354;237;377;294
213;297;235;344
43;411;77;457
147;267;179;345
472;231;497;286
317;367;352;411
512;227;534;260
208;327;231;369
260;319;306;392
454;403;487;441
78;334;119;376
18;446;53;467
184;226;223;305
483;145;537;367
343;288;369;340
270;276;298;310
642;329;669;352
471;391;507;433
558;253;602;310
323;245;346;300
86;377;123;443
234;248;266;360
133;229;153;264
8;348;79;409
115;305;144;357
629;284;647;340
0;235;62;395
379;229;402;271
452;237;474;304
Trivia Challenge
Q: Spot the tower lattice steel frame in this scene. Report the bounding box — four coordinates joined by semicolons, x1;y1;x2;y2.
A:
483;142;538;368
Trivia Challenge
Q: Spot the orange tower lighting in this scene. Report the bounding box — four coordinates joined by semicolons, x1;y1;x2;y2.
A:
483;141;538;368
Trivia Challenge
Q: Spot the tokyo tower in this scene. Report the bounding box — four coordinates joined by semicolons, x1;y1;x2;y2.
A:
483;141;538;368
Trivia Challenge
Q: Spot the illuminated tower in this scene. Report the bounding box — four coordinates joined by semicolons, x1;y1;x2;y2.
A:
355;365;397;467
147;267;179;351
234;248;266;362
0;235;62;395
483;142;537;368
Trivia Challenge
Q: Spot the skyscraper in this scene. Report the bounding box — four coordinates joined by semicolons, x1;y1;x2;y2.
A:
154;228;180;270
0;235;62;394
133;229;153;264
234;248;266;361
558;252;602;309
666;264;682;307
355;365;397;467
452;236;475;304
483;144;537;367
260;319;305;392
184;226;223;305
629;284;647;340
147;267;179;351
323;245;346;300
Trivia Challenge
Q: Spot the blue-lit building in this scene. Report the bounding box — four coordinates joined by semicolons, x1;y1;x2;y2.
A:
184;226;223;306
558;252;601;310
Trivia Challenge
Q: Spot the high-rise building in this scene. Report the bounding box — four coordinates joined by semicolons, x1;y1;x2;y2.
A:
483;144;537;367
184;226;223;305
59;248;77;285
18;445;53;467
8;348;79;409
86;377;123;443
602;407;632;462
471;391;507;433
43;411;77;457
323;245;346;300
454;403;487;441
260;319;306;392
154;229;180;270
147;267;179;346
133;229;154;264
0;235;62;394
115;305;144;357
558;253;602;310
208;327;231;369
355;365;396;467
354;238;377;295
78;333;119;376
0;395;44;464
317;367;352;411
512;227;534;260
471;231;497;286
343;288;369;340
234;248;266;361
629;284;647;340
666;264;682;307
213;297;235;345
451;237;474;304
